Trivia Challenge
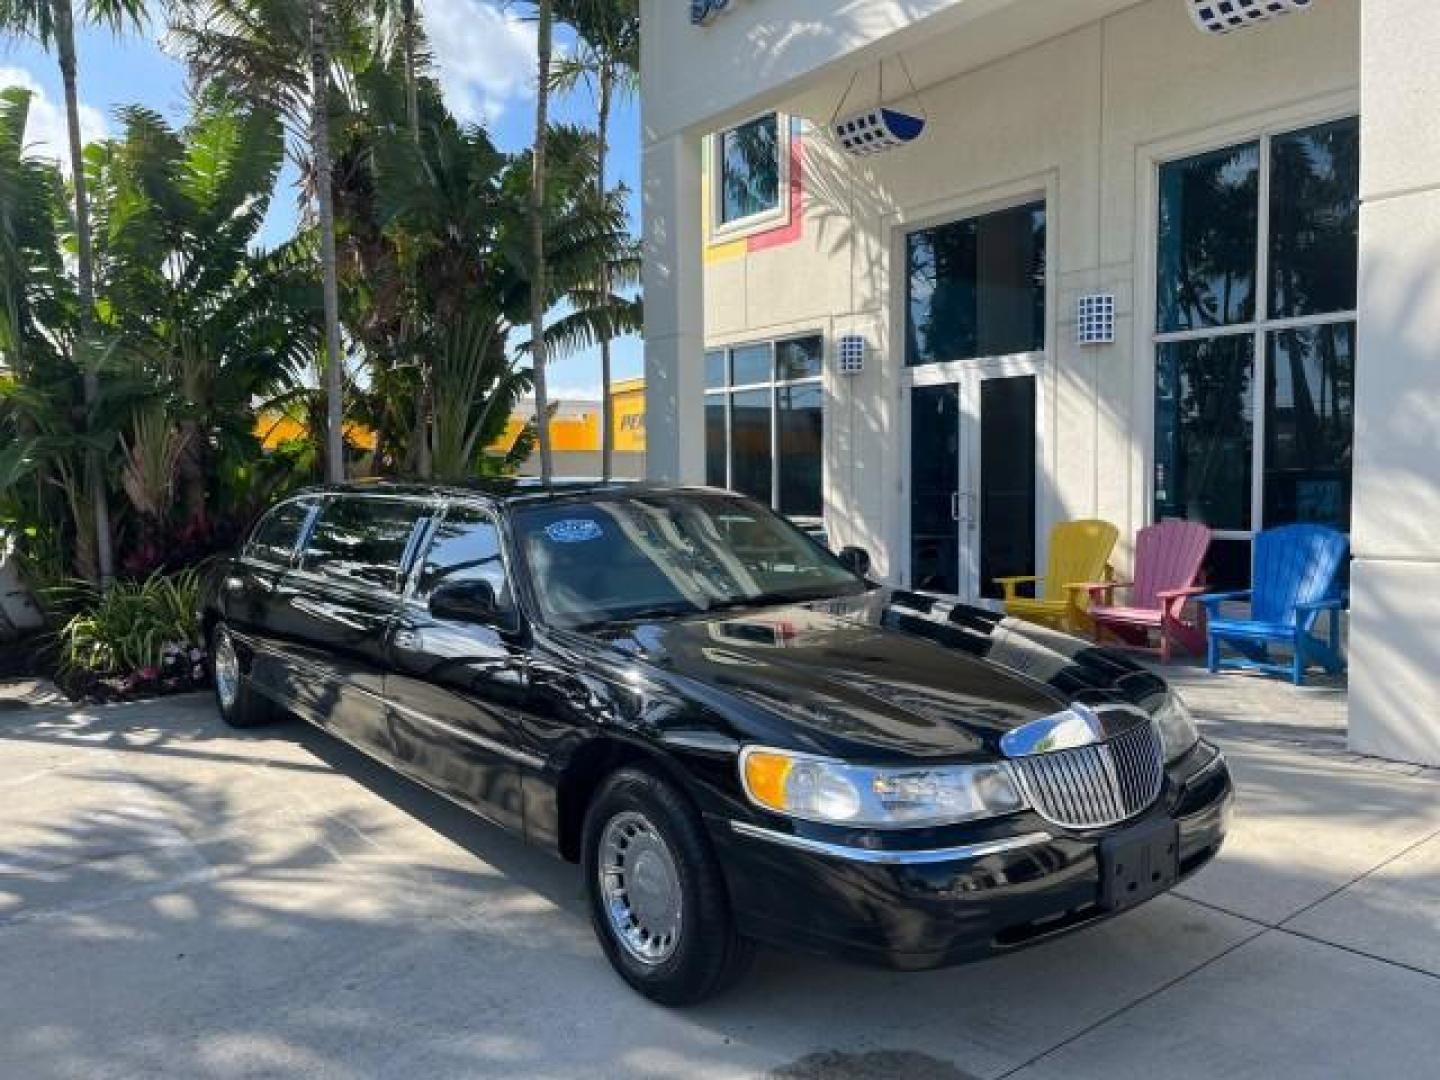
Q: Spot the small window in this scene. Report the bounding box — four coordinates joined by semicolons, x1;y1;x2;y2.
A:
716;113;783;228
246;499;314;566
415;506;512;608
303;497;424;591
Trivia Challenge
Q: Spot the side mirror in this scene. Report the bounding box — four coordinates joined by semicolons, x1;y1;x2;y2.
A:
837;546;872;579
429;580;520;635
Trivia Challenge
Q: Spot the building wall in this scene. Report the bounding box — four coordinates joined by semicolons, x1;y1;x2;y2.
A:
644;0;997;142
699;0;1359;582
1348;0;1440;767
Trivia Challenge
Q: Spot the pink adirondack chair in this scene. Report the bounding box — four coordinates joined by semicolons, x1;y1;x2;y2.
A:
1084;521;1212;662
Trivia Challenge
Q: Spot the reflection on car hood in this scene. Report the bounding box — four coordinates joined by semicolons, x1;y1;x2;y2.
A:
582;588;1168;762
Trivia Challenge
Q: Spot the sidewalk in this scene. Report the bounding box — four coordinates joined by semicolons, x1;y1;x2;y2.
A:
0;687;1436;1079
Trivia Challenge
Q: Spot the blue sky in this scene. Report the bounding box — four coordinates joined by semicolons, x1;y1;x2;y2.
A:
0;0;642;399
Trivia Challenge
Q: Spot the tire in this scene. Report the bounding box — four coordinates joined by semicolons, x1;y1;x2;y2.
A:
583;765;754;1006
210;622;278;729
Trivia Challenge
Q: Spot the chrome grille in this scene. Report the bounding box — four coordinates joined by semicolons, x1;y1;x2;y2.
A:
1009;721;1164;830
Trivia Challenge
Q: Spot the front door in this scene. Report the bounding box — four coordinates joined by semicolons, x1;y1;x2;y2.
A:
908;371;1038;602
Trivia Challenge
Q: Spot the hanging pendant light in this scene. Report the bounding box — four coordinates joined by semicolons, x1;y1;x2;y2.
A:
1186;0;1314;35
830;54;928;158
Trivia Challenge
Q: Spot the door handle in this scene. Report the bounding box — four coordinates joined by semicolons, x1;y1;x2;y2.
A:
951;492;961;522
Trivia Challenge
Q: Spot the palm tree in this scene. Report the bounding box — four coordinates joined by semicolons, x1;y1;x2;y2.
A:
552;0;637;480
0;0;145;584
525;0;556;482
172;0;354;483
369;0;420;142
88;102;317;526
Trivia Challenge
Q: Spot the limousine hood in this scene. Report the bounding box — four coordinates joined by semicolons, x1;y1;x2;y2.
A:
582;589;1169;763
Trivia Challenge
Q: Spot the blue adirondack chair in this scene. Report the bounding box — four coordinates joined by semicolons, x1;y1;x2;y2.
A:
1199;524;1349;686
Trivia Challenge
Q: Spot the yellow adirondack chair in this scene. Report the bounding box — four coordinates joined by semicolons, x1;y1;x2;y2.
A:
997;519;1119;634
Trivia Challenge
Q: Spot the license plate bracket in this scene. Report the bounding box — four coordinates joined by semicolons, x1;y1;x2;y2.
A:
1100;818;1180;911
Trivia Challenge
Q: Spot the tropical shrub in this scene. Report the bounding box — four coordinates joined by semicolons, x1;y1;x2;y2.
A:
54;570;206;695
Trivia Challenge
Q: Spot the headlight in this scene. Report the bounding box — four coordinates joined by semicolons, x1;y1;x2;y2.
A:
739;747;1026;829
1153;693;1200;763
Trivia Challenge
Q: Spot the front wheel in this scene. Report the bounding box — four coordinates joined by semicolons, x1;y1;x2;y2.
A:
582;766;753;1006
210;623;278;729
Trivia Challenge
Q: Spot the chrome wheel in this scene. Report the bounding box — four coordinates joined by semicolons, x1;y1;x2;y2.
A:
599;811;683;966
213;627;240;712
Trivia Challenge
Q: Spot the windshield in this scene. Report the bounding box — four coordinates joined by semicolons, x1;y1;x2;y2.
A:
511;491;867;629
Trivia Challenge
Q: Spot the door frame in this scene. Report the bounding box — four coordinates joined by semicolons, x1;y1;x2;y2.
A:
902;356;1046;602
885;175;1056;601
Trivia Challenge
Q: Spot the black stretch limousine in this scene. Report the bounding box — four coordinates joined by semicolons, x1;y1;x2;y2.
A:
203;481;1233;1005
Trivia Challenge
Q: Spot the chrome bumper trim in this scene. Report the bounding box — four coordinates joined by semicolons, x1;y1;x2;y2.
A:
729;821;1053;865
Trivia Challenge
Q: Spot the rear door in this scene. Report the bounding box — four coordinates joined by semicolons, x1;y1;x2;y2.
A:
225;496;320;699
281;494;430;758
386;502;531;832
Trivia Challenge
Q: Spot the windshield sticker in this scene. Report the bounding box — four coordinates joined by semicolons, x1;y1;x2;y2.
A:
544;519;604;544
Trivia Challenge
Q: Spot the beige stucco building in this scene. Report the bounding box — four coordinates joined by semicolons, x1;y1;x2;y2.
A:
640;0;1440;768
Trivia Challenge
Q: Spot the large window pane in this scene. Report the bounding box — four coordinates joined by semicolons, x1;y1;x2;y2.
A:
1265;323;1354;530
776;335;823;380
1157;143;1259;332
719;114;780;225
705;396;727;488
1269;119;1360;320
730;389;772;505
731;343;771;386
906;201;1046;366
1154;335;1255;530
777;384;823;517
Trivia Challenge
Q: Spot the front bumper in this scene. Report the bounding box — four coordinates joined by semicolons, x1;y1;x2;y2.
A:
710;740;1233;971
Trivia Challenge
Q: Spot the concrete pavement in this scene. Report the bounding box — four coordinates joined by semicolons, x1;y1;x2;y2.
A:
1;684;1437;1079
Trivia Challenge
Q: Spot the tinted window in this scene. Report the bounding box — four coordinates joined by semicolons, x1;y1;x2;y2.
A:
246;500;313;565
1154;335;1255;530
303;497;424;591
731;344;771;386
1157;142;1259;332
1265;323;1354;530
416;506;512;607
705;396;727;487
704;349;728;389
777;383;822;517
776;335;823;381
1268;119;1359;320
731;389;772;505
907;201;1046;365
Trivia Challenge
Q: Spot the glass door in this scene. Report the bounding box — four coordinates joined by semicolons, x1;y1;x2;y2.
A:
909;384;961;594
908;372;1037;602
972;375;1037;600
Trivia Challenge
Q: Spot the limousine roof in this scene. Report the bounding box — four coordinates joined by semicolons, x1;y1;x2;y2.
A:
295;478;707;506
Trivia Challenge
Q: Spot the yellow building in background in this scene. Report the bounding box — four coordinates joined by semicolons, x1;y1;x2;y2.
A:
256;377;647;478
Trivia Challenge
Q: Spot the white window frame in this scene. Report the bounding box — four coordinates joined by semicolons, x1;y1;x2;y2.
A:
708;111;792;242
704;333;825;520
1148;111;1359;551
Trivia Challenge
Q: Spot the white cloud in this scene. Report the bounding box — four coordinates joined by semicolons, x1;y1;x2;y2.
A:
420;0;537;125
0;66;108;169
